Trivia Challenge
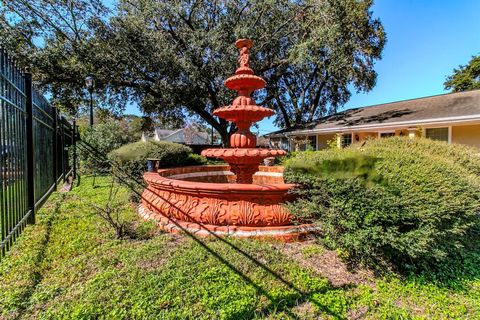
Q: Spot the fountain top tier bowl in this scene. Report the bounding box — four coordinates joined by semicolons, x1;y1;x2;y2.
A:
201;39;286;183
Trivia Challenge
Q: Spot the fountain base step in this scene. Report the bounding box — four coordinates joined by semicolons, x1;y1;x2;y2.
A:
138;204;318;242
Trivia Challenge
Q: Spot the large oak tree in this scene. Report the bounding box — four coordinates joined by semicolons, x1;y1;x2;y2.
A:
1;0;385;144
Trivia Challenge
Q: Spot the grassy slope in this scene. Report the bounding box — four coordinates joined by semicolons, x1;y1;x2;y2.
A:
0;176;478;320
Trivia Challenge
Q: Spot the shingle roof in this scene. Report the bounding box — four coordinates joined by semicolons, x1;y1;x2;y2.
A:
162;128;211;145
155;128;175;138
267;89;480;136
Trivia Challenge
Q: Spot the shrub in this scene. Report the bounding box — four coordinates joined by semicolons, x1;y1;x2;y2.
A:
109;140;206;181
79;122;133;173
284;137;480;271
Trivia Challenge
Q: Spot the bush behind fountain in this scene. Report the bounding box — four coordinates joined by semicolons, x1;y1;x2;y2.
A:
109;140;207;180
284;137;480;271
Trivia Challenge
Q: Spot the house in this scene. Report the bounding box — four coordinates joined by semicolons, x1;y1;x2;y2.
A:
143;125;212;145
154;128;176;141
266;89;480;151
142;124;219;154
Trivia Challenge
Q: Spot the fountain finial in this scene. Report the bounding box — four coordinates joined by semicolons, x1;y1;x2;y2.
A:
236;39;253;69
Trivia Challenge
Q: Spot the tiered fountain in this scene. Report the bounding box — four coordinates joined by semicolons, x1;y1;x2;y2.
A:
201;39;286;183
139;39;314;241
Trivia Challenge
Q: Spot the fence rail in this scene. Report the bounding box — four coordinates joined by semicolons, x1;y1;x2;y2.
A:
0;49;75;258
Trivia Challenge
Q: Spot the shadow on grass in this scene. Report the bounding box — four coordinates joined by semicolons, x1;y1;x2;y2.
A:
77;141;348;319
14;194;64;319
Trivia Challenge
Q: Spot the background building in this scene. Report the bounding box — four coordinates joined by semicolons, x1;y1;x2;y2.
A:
267;89;480;151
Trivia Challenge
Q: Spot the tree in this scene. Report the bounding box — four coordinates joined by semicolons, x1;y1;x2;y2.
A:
0;0;109;114
126;115;155;140
1;0;385;144
79;121;133;173
444;55;480;92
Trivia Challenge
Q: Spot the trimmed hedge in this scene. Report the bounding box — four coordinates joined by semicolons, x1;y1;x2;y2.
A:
109;140;206;180
284;137;480;271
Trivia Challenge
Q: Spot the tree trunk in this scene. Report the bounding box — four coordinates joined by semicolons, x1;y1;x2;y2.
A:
218;128;230;147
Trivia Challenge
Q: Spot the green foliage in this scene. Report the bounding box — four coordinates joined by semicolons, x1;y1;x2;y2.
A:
125;115;155;141
327;134;340;149
284;137;480;271
1;0;385;142
79;121;133;173
109;140;206;180
445;55;480;92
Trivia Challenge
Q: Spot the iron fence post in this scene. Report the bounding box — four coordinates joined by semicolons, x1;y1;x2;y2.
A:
52;107;58;187
0;49;77;258
24;73;35;224
61;118;65;182
73;119;77;180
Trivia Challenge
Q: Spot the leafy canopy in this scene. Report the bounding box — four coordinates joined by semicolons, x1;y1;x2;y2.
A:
0;0;385;143
445;55;480;92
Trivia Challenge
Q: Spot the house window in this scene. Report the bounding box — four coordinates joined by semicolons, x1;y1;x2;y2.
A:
341;134;352;148
281;138;289;151
380;132;395;138
425;127;449;142
308;136;317;150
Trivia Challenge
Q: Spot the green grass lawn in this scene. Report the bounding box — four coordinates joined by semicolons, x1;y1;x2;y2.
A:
0;176;478;319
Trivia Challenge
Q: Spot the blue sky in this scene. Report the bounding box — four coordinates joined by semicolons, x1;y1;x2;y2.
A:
124;0;480;134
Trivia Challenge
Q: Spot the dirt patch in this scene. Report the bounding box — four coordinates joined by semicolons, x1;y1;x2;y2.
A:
347;305;369;320
277;240;375;288
291;301;319;318
394;298;425;317
59;176;73;193
136;234;185;271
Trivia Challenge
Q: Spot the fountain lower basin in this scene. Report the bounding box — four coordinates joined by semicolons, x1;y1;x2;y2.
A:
139;165;315;241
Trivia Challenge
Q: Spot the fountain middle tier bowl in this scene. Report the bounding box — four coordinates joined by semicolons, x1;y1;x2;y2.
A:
224;74;266;91
213;105;274;123
201;148;286;164
139;165;315;241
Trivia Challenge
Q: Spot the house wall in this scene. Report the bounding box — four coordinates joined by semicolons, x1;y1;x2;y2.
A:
317;134;336;150
452;124;480;149
395;129;409;137
355;132;377;142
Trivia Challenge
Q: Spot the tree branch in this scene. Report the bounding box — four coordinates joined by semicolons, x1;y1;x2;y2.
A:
307;71;329;122
275;97;291;129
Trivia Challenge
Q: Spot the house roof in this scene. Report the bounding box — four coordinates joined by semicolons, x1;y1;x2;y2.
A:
154;128;175;138
161;127;211;145
267;89;480;137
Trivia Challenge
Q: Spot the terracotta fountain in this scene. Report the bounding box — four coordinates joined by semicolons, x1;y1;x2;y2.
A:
138;39;314;241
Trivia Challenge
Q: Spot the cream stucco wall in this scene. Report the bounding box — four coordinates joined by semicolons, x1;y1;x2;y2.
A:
452;124;480;149
355;132;377;142
317;134;336;150
395;129;409;137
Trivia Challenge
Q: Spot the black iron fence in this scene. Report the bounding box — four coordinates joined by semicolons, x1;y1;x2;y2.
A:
0;49;75;258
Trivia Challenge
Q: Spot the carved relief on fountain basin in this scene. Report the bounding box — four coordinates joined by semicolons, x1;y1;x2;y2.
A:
141;165;296;227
